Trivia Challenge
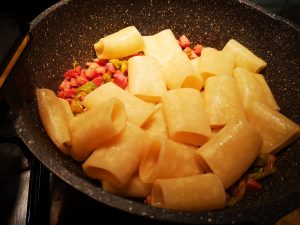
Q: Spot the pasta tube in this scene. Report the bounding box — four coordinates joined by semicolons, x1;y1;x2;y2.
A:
142;103;169;137
204;75;246;127
36;88;73;155
233;67;280;110
82;123;147;187
143;29;182;65
195;120;262;188
245;101;300;154
139;135;202;183
162;88;211;146
128;55;167;102
70;97;127;161
83;82;156;127
160;51;203;90
102;175;152;198
223;39;267;73
192;47;236;83
151;173;226;211
94;26;145;59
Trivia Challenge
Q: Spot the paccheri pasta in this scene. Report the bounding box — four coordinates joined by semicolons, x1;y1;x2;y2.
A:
36;26;300;212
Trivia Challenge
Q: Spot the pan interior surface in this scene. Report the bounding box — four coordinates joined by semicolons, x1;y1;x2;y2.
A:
7;0;300;224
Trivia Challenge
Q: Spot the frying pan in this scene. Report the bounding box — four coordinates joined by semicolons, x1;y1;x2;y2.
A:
2;0;300;224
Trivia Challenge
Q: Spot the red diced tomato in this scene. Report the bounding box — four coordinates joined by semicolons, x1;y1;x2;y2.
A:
77;76;88;86
80;68;86;77
59;79;71;90
114;70;122;75
92;76;103;87
64;69;77;79
113;73;127;89
106;62;115;73
88;62;100;69
73;66;82;75
246;178;262;191
193;44;203;56
57;91;65;98
96;66;106;75
94;58;108;66
64;88;76;98
85;68;98;80
178;35;190;49
70;78;78;87
144;195;151;205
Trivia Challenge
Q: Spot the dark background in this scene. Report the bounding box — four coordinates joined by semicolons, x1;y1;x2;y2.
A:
1;0;300;24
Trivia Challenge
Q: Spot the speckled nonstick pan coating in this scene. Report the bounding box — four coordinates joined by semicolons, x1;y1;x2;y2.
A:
6;0;300;224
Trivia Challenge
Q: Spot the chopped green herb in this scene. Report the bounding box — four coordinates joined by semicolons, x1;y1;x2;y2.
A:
247;154;276;180
253;154;268;167
71;99;84;114
120;60;128;74
103;72;113;83
109;59;122;69
77;81;97;94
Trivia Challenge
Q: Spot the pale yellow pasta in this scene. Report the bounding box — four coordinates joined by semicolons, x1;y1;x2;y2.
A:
83;82;156;127
139;135;203;184
36;88;72;155
162;88;211;146
128;55;167;102
71;97;127;161
142;103;169;137
160;51;203;90
94;26;144;59
223;39;267;72
204;75;246;127
255;73;280;110
82;123;147;187
38;26;300;213
151;173;226;211
143;29;182;65
191;57;201;76
195;120;262;189
192;47;236;83
233;67;280;110
102;174;152;198
58;98;74;122
245;101;300;154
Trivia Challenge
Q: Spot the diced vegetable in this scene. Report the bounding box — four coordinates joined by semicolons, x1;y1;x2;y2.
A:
193;44;203;56
247;154;276;180
226;179;246;207
77;81;97;93
178;35;190;49
113;73;127;89
246;178;262;191
103;72;113;83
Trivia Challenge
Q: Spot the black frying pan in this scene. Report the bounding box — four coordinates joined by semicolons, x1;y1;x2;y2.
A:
2;0;300;224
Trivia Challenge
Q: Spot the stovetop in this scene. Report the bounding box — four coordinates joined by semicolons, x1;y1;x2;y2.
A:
1;1;300;225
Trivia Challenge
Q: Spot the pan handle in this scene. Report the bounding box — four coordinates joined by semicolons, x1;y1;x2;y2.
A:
0;108;50;225
0;134;51;225
26;156;50;225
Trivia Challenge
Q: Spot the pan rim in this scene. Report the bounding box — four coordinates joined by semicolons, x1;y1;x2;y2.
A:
22;0;300;224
